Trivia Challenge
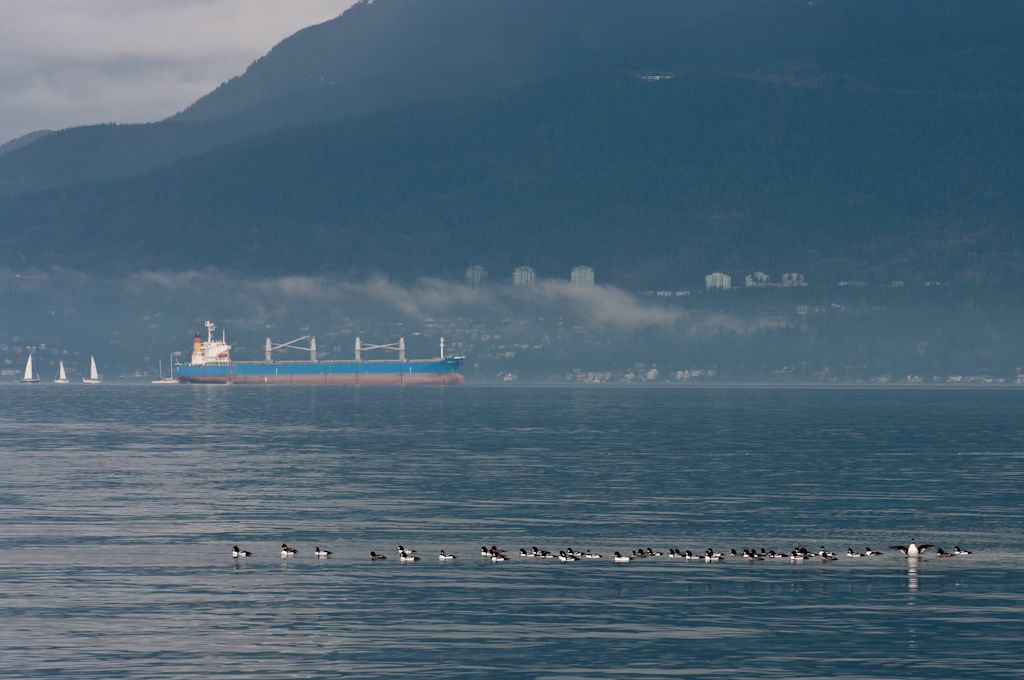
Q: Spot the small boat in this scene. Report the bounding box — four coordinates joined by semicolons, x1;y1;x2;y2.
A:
54;361;70;384
151;358;177;384
82;356;102;384
20;355;40;382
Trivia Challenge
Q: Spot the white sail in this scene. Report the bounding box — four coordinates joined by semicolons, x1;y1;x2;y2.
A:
55;361;69;384
83;356;101;384
152;357;177;384
21;355;40;382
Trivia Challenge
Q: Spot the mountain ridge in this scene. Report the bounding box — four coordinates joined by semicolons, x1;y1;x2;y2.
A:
1;0;1021;287
0;0;743;198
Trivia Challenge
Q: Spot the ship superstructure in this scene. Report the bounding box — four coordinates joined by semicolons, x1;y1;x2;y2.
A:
190;321;232;366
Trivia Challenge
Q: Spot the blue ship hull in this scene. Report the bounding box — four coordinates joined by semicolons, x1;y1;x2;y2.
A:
174;358;465;385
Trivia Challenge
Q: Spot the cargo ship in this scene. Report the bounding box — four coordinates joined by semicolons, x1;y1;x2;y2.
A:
174;322;464;385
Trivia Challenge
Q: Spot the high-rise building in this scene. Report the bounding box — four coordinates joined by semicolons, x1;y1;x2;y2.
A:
705;272;731;290
513;266;536;286
465;265;487;287
571;266;594;286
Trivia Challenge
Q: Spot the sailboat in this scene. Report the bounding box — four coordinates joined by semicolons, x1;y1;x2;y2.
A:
152;357;177;384
82;355;102;384
54;361;70;384
20;354;40;382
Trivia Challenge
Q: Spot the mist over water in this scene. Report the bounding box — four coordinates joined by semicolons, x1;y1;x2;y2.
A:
1;385;1022;678
5;268;1023;385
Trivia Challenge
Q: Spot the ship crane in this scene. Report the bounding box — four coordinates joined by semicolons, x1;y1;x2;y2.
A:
354;337;405;362
265;335;317;362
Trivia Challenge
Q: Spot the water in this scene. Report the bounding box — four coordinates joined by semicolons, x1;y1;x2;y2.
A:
1;385;1022;678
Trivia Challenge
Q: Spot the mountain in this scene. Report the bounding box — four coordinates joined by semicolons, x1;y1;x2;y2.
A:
1;0;1022;287
173;0;741;125
0;130;53;157
0;0;741;199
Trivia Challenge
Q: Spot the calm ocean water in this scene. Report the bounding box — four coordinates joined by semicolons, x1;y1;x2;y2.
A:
1;384;1022;678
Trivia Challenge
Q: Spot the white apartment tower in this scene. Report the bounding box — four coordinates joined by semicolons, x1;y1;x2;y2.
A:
705;272;732;290
571;266;595;286
465;265;487;287
513;266;536;285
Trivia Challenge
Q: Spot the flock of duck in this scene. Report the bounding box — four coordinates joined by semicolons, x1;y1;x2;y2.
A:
232;539;972;562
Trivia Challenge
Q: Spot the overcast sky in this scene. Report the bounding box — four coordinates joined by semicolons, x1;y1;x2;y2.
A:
0;0;359;146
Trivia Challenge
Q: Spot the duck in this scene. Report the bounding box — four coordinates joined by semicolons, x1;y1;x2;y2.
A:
864;547;882;556
819;547;836;559
397;545;416;555
369;551;388;560
847;548;865;558
613;552;632;562
490;553;507;562
314;547;332;558
280;543;298;557
558;551;577;562
645;548;663;557
520;548;530;557
890;539;934;557
935;548;955;557
232;546;252;557
954;545;972;555
684;550;700;560
399;550;420;562
584;550;603;559
438;550;457;560
704;549;724;562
